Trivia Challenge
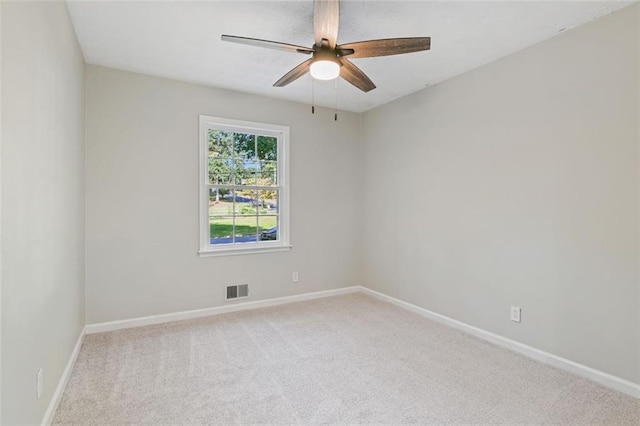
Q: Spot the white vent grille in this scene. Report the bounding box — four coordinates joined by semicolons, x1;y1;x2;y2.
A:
238;284;249;298
226;284;249;301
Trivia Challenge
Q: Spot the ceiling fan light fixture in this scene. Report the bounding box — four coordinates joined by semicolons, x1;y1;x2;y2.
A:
222;0;431;93
310;59;340;80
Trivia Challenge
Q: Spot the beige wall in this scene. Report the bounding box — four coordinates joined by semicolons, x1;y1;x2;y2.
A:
85;65;362;324
0;2;3;421
637;0;640;392
1;1;86;424
361;4;640;384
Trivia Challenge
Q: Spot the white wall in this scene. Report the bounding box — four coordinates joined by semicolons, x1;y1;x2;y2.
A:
1;1;85;424
85;65;362;324
0;2;3;421
361;4;640;384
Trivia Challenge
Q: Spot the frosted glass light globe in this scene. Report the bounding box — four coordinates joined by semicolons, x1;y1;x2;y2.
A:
310;60;340;80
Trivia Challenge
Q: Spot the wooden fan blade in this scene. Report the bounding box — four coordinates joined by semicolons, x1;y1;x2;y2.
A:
340;59;376;92
221;35;314;55
314;0;339;48
338;37;431;58
274;59;312;87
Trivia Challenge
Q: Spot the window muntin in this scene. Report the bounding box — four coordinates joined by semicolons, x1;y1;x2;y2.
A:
199;116;289;256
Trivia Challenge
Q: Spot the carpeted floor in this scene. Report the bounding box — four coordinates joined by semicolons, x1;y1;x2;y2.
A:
54;293;639;424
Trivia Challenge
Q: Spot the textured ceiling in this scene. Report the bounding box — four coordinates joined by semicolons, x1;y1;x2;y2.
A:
67;1;631;112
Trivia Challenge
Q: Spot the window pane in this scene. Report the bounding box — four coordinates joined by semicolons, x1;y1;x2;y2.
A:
208;130;234;184
234;132;256;158
210;216;235;245
258;189;278;214
209;188;234;217
209;130;233;156
257;136;277;161
233;214;259;244
237;159;259;186
209;188;233;208
234;190;258;215
208;157;233;185
209;188;234;245
258;136;277;186
232;132;258;186
258;216;278;241
259;160;278;186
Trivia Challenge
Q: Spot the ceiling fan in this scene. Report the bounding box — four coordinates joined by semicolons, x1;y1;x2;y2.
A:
221;0;431;93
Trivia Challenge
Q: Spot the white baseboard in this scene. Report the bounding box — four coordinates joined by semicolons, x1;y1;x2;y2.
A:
85;286;360;334
41;327;86;426
358;286;640;399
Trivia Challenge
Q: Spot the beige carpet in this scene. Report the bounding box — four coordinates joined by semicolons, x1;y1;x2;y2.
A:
54;293;639;424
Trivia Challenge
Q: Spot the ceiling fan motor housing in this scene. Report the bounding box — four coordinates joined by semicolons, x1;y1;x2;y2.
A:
313;47;340;65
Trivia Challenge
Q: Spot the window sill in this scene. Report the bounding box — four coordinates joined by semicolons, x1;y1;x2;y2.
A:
198;244;292;258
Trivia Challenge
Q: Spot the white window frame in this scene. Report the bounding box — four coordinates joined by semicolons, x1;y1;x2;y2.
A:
198;115;291;257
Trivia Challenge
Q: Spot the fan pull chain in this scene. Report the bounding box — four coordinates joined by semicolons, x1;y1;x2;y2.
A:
311;78;315;114
334;78;338;121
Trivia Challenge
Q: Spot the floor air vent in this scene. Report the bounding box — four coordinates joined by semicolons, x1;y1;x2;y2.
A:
226;284;249;301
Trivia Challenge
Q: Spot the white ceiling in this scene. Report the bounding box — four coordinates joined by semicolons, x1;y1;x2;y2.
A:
67;0;631;113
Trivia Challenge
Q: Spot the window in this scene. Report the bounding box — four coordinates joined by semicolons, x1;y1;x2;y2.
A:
199;116;290;256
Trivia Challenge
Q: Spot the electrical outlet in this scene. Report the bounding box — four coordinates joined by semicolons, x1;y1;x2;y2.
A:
510;306;521;323
292;272;299;283
36;368;43;399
